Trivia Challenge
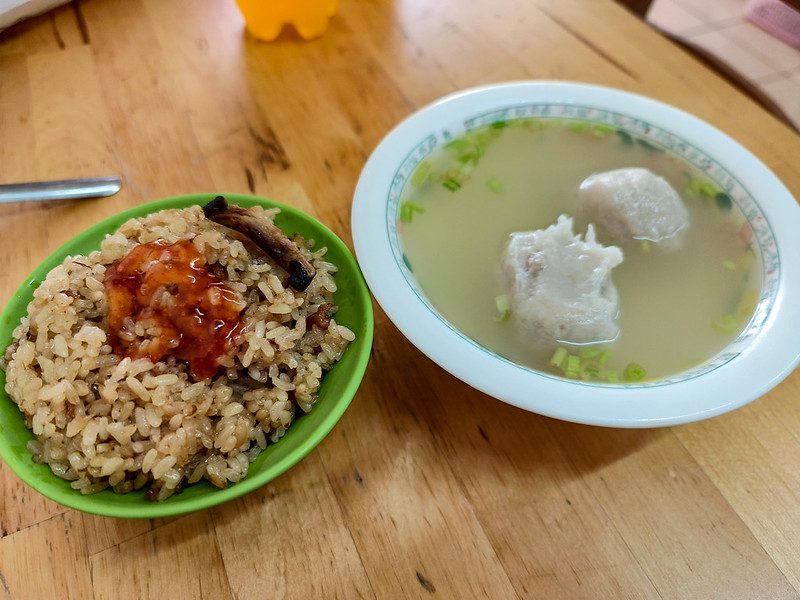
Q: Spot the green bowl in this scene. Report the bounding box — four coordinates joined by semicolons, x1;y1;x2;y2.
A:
0;194;373;518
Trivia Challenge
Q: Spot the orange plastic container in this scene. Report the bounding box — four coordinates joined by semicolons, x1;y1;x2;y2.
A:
236;0;340;41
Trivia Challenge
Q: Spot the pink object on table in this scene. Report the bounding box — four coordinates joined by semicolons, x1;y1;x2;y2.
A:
745;0;800;49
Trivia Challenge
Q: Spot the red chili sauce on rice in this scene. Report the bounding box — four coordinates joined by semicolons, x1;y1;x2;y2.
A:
104;239;244;379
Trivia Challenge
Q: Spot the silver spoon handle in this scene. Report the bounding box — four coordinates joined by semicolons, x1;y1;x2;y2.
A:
0;177;122;203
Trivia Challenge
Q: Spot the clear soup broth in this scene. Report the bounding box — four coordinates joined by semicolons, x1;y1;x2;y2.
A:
398;119;761;383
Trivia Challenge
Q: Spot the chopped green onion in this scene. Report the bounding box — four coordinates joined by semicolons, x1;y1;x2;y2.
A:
569;121;593;134
686;177;703;195
438;124;508;192
550;347;569;368
399;201;425;223
591;123;616;137
566;355;580;374
623;362;647;382
578;346;602;359
494;295;511;323
715;192;733;211
736;289;759;320
485;177;505;195
581;362;601;377
616;129;634;146
475;129;501;147
640;240;651;253
457;151;479;165
549;345;639;383
402;254;413;272
457;159;476;177
713;314;739;333
686;176;722;199
442;177;461;192
443;138;471;152
410;161;432;187
517;118;546;131
722;260;737;272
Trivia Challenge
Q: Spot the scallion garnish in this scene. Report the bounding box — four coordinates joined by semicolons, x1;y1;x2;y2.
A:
715;192;733;211
457;159;476;177
616;129;634;146
550;347;569;368
443;138;471;152
736;289;759;320
436;124;510;192
591;123;616;137
713;314;739;333
410;161;432;187
517;118;546;131
581;362;601;378
399;201;425;223
623;362;647;382
549;345;644;383
494;295;511;323
485;177;505;195
442;178;461;192
565;355;581;375
569;121;593;134
686;176;722;199
578;347;602;360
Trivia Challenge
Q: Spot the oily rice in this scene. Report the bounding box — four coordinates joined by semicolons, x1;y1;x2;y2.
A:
2;205;354;500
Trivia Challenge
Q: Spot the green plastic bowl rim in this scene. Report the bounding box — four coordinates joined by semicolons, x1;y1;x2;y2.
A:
0;193;373;518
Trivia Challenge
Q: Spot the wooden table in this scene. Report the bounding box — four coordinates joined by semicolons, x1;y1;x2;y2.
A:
1;1;799;598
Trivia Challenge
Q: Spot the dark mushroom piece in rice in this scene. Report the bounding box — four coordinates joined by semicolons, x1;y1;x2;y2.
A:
203;196;316;292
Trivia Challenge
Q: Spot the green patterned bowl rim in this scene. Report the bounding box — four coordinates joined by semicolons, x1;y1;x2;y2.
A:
352;81;800;427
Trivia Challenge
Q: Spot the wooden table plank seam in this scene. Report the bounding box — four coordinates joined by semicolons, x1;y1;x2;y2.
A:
0;501;65;542
433;467;544;600
538;5;640;81
82;517;182;558
316;455;387;600
199;515;236;600
314;335;524;598
404;416;560;600
671;424;800;596
417;384;665;598
539;421;669;600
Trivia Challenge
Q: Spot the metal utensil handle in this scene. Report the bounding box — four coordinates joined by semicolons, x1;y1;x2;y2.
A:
0;177;122;203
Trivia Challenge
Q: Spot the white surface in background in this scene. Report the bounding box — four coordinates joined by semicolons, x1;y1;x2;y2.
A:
0;0;69;31
647;0;800;129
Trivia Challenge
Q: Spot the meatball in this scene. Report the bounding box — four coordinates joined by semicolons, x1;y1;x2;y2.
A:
501;215;623;345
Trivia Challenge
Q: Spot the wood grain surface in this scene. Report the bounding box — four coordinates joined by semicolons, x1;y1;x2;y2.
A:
1;0;799;598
